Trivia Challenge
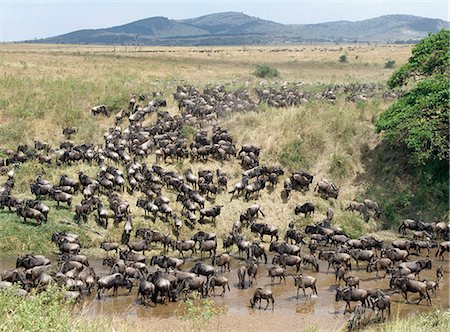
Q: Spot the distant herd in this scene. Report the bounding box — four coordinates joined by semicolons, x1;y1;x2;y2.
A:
0;83;447;329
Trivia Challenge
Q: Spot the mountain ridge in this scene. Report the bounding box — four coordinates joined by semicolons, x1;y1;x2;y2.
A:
29;12;449;45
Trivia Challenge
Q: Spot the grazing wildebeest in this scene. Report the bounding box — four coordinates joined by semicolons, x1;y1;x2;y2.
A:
250;288;274;310
240;204;265;224
294;203;315;217
315;179;339;199
345;201;369;222
343;275;360;289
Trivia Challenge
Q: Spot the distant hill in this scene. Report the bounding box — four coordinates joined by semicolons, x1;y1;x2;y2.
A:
30;12;449;45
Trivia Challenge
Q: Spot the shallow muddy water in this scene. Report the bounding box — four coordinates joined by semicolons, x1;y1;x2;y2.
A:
0;249;448;331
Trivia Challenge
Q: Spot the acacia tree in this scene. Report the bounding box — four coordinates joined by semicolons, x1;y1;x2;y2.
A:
376;29;449;165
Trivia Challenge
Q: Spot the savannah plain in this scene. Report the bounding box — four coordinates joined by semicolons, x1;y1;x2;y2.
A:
0;43;448;331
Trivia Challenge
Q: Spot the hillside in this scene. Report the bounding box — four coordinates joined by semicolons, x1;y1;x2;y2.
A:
0;43;447;258
30;12;449;45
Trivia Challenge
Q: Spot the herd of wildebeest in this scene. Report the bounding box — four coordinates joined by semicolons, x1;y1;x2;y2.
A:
0;82;448;328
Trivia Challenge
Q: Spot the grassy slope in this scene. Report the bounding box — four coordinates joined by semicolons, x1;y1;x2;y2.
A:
0;44;447;259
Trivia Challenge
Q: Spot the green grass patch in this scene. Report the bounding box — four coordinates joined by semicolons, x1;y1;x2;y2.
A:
280;139;310;171
181;125;197;142
378;309;449;332
0;286;113;332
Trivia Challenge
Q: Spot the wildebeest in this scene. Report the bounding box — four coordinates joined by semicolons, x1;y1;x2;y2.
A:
315;178;339;199
301;254;319;272
284;229;306;245
250;288;274;310
237;265;247;289
207;275;230;297
212;253;230;273
367;258;393;278
269;242;301;256
294;203;315;217
335;287;368;311
250;223;279;242
240;204;265;224
97;273;132;299
199;239;217;258
91;105;109;116
273;253;302;272
150;255;184;271
190;262;215;280
172;240;196;257
250;241;268;264
267;266;286;285
137;279;156;306
25;200;49;221
390;276;431;305
293;274;318;298
345;201;369;222
16;205;45;225
349;249;374;270
398;219;433;235
369;293;391;318
199;205;222;224
435;241;450;260
16;254;51;270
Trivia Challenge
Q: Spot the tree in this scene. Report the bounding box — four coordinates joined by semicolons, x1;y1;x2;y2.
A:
376;29;449;165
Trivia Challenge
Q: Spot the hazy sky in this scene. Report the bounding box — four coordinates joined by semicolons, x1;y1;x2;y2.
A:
1;0;449;42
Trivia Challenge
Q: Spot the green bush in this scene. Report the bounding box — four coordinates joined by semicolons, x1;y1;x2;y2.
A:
337;213;365;239
253;64;279;78
181;292;223;330
384;60;396;68
102;94;126;112
339;54;348;63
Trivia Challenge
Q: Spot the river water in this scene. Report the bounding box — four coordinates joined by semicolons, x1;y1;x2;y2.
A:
0;249;448;331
